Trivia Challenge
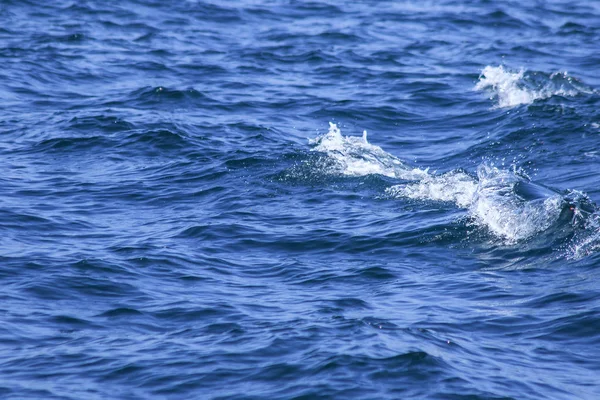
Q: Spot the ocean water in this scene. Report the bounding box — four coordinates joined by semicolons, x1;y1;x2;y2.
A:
1;1;600;399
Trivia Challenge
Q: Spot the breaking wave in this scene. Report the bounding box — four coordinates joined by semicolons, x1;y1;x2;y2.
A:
310;123;599;249
475;65;593;108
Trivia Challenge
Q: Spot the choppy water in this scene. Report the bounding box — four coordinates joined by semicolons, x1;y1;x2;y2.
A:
1;1;600;399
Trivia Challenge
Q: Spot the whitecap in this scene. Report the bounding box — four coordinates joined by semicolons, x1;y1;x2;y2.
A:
475;66;535;108
475;65;590;108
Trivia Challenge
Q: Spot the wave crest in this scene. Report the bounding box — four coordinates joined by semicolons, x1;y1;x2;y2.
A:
475;65;592;108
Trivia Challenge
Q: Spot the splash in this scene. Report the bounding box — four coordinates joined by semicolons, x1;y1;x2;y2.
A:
388;164;573;242
564;193;600;258
386;170;478;208
470;165;566;241
475;66;533;108
310;122;428;180
310;124;598;245
475;65;591;108
569;219;600;259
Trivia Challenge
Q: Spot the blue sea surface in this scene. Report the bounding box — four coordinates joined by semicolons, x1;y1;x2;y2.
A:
1;1;600;399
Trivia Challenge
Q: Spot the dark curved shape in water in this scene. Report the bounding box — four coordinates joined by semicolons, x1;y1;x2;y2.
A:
513;179;596;228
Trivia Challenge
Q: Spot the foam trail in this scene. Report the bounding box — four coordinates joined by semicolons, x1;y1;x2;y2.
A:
311;124;597;244
386;171;477;208
475;65;592;108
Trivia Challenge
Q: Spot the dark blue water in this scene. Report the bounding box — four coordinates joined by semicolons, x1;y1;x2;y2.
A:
1;1;600;399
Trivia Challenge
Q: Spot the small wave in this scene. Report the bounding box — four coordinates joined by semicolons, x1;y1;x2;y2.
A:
475;65;593;108
116;86;215;110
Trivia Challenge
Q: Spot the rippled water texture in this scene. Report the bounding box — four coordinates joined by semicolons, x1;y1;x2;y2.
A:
1;1;600;399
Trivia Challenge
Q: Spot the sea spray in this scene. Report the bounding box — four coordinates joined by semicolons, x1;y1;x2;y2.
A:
310;122;428;180
311;124;597;243
475;65;592;108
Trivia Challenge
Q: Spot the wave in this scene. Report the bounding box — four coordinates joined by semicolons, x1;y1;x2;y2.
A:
311;124;599;248
475;65;593;108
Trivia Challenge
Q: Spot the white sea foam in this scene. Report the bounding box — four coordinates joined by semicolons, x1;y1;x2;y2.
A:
387;164;566;242
475;65;588;108
564;195;600;258
310;124;596;244
386;170;478;208
470;165;565;241
310;122;428;180
475;66;534;108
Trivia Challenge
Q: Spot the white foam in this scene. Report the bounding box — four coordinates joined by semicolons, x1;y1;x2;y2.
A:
386;170;477;208
566;202;600;259
475;65;585;108
475;66;535;108
387;163;570;242
470;165;564;241
309;124;596;245
310;123;428;180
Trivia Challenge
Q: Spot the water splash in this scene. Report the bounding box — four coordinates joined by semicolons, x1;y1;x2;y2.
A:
564;193;600;258
386;170;477;208
569;218;600;259
310;124;598;245
388;164;570;242
470;164;566;241
475;65;592;108
310;122;428;180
